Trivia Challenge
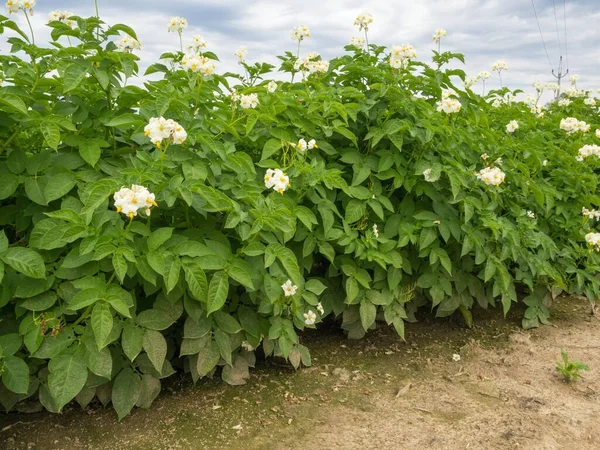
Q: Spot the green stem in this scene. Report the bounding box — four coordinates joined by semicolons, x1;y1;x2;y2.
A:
0;128;20;155
291;40;301;83
179;32;183;53
67;36;72;47
95;0;99;17
23;9;35;45
364;29;369;53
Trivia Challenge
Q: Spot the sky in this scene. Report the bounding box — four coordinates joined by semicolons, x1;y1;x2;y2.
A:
3;0;599;99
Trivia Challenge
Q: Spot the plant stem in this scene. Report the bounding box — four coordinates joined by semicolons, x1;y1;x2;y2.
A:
364;29;369;53
499;72;503;88
23;10;35;45
291;40;301;83
95;0;99;17
179;32;183;53
0;128;20;155
67;36;72;47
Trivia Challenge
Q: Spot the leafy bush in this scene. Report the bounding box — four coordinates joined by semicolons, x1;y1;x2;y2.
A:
0;10;599;419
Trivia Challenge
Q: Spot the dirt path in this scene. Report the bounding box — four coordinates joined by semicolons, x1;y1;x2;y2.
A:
2;297;599;450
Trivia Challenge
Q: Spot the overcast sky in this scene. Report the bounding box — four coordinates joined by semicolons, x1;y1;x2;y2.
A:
4;0;599;98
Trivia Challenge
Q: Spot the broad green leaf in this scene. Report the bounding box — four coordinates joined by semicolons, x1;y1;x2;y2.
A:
48;353;87;410
1;247;45;279
92;303;113;350
63;63;87;92
111;367;142;421
359;300;376;331
1;356;29;394
142;329;167;373
122;324;144;362
207;271;229;315
182;258;208;301
45;172;77;202
196;341;220;377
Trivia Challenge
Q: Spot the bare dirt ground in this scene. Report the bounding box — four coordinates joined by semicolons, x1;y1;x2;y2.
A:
1;296;599;450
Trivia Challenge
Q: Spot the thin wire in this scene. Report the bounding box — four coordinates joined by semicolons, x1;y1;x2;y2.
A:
531;0;554;71
563;0;569;70
552;0;563;58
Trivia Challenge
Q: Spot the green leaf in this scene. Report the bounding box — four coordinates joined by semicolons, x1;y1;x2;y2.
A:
92;303;113;350
359;300;377;330
207;271;229;315
213;311;242;334
148;228;173;250
136;308;175;330
237;306;260;338
1;356;29;394
0;173;19;200
419;227;437;250
69;288;103;310
261;138;282;160
136;374;161;409
45;172;77;202
48;353;87;410
277;247;302;286
122;324;144;362
345;200;365;223
1;247;45;279
227;258;255;289
111;367;142;421
196;341;220;377
112;252;128;283
0;93;28;114
305;279;327;295
182;258;208;301
63;63;87;92
142;329;167;373
40;121;61;150
214;329;232;366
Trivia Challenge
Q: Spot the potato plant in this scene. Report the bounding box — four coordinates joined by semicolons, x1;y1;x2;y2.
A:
0;9;599;419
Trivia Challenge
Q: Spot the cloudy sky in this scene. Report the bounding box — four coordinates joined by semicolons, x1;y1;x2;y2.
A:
4;0;600;97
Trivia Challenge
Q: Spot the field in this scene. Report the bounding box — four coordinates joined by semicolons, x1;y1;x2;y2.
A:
1;3;600;448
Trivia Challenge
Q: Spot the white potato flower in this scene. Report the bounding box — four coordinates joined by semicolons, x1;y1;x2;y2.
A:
181;54;216;76
188;35;207;53
476;167;505;186
290;25;310;41
560;117;590;134
114;185;157;219
304;310;317;325
354;12;373;31
506;120;519;133
423;168;435;182
281;279;298;297
526;210;536;219
295;52;329;75
239;93;259;109
584;97;596;106
350;36;366;48
582;207;600;221
167;16;188;33
317;303;324;315
491;60;508;72
585;232;600;251
558;98;572;106
432;28;447;44
436;97;461;114
478;71;491;80
570;75;578;85
452;354;461;362
144;117;187;148
48;10;75;28
577;144;600;161
264;169;291;194
372;224;379;238
6;0;35;15
235;46;248;62
115;35;142;53
241;341;254;351
267;81;277;93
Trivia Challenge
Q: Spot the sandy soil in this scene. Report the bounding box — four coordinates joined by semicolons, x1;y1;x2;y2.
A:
1;296;599;450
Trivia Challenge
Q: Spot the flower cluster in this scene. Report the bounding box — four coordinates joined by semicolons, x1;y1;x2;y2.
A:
506;120;519;133
6;0;35;14
585;232;600;251
476;167;505;186
354;12;373;31
281;280;297;296
181;54;216;76
349;36;366;48
423;168;435;182
432;28;447;44
290;25;310;41
144;117;187;147
491;60;508;72
48;10;75;27
114;185;157;219
584;96;597;106
294;52;329;74
239;93;259;109
491;92;515;108
582;207;600;221
560;117;590;134
115;35;142;53
390;44;417;69
570;75;579;85
267;81;277;93
533;82;559;93
188;35;207;53
465;71;490;89
558;98;572;107
264;169;290;194
526;210;536;219
372;224;379;238
436;90;461;114
564;87;587;98
576;144;600;161
296;138;317;151
167;17;187;33
235;46;248;62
